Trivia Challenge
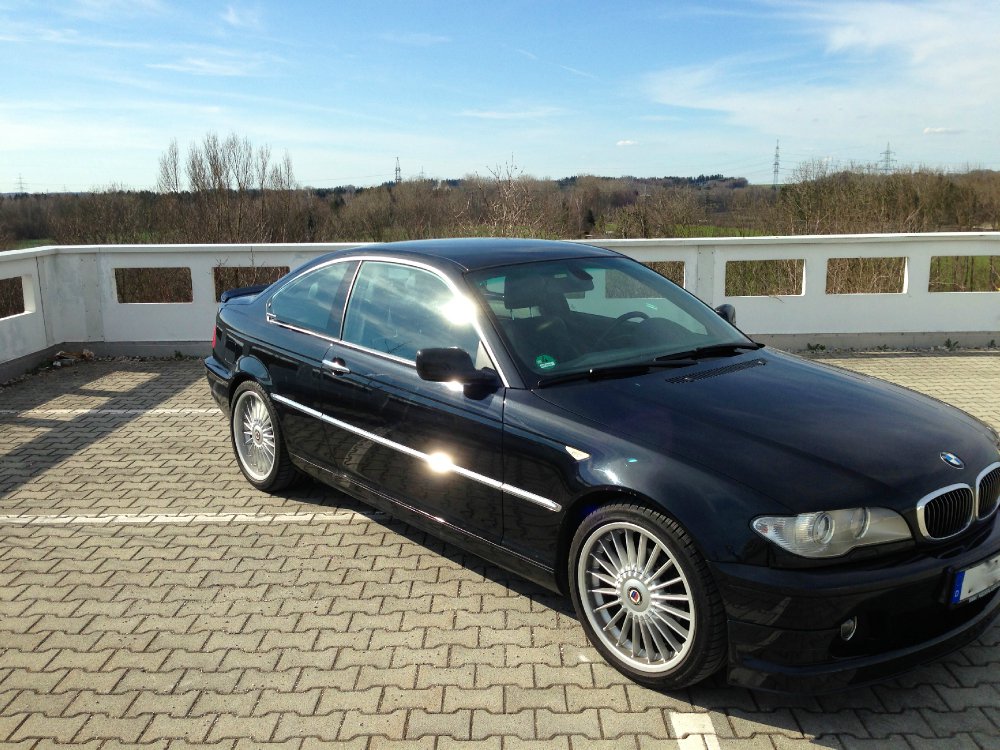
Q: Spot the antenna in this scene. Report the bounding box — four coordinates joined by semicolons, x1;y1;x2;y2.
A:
395;157;402;184
880;142;895;174
772;140;780;189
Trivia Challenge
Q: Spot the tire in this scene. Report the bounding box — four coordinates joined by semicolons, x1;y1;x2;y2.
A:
568;503;727;690
230;381;298;492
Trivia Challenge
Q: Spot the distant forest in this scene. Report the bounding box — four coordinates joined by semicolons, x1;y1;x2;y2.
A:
3;133;1000;250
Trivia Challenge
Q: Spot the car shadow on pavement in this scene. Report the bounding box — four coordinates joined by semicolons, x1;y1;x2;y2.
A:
0;360;205;507
275;476;996;726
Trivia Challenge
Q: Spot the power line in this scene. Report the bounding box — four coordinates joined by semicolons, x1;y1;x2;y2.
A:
772;140;780;189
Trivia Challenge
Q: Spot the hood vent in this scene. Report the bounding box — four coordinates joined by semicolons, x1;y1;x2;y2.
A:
666;358;766;384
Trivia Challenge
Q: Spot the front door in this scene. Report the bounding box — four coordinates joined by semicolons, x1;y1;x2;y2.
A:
315;260;506;542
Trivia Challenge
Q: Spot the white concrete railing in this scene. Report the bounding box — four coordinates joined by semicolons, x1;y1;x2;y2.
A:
1;234;998;377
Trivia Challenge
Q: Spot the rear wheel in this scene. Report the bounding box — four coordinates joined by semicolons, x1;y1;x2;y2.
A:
230;381;297;491
568;504;726;690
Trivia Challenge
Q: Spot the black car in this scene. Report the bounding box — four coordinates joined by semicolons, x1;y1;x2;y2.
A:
205;238;1000;692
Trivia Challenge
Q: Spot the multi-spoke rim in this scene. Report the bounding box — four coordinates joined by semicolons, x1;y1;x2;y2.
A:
577;521;695;673
233;390;276;482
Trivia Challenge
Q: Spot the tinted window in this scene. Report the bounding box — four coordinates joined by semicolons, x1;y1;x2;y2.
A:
343;261;480;361
468;257;750;378
268;261;356;337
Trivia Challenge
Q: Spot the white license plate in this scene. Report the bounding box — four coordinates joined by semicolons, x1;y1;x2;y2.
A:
951;551;1000;604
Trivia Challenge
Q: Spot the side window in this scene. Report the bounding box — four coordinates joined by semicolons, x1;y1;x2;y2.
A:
342;262;480;361
268;261;356;337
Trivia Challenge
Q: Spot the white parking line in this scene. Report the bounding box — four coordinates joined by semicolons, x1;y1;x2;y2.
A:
0;408;218;416
669;712;721;750
0;510;387;527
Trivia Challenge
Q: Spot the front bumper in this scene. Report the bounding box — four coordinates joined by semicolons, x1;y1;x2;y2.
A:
712;520;1000;692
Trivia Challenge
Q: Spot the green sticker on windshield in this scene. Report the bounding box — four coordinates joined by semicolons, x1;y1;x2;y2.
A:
535;354;557;370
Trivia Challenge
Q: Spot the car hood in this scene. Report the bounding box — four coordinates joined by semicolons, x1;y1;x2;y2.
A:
531;349;998;513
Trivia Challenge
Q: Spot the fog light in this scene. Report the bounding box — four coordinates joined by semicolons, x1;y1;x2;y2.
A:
839;617;858;641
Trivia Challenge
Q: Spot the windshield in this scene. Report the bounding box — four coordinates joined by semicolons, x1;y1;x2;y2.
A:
466;256;753;383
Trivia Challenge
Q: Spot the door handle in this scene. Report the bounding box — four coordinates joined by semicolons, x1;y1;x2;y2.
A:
322;358;351;376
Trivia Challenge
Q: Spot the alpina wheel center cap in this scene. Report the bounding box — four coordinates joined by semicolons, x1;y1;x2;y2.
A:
622;579;650;614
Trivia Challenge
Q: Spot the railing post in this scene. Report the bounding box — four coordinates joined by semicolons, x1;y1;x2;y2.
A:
693;245;716;305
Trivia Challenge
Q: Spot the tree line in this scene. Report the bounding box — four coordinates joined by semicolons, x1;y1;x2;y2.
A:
3;133;1000;251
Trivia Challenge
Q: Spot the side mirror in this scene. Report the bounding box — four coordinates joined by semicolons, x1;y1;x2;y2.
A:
416;347;498;386
715;304;736;326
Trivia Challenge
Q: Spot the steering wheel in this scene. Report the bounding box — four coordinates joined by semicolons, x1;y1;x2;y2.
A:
594;311;650;346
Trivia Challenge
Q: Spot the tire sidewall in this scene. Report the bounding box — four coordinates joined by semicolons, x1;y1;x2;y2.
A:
230;381;282;490
568;504;724;690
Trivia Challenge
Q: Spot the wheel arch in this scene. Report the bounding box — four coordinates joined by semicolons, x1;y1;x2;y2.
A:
229;354;273;402
555;487;674;595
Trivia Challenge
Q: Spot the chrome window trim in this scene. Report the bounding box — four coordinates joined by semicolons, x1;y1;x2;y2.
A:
336;337;418;369
271;393;561;513
976;461;1000;519
265;314;340;344
915;482;975;540
264;254;511;388
264;259;357;341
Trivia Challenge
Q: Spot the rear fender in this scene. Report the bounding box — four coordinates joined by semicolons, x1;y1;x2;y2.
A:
233;354;273;393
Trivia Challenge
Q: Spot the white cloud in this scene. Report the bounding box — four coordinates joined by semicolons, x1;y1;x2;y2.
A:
148;51;282;77
0;20;150;49
642;1;1000;166
66;0;165;19
616;140;638;147
379;31;450;46
923;127;963;135
149;58;253;76
560;65;597;80
459;107;562;120
221;5;262;30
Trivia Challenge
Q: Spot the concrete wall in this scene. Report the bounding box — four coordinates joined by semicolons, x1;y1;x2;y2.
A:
2;234;998;380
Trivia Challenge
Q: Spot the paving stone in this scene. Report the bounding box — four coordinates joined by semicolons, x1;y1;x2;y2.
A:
254;688;322;716
725;709;804;740
565;684;627;711
2;354;1000;750
337;708;407;740
75;714;151;743
9;713;87;742
190;690;262;718
437;738;498;750
139;713;217;742
792;709;870;739
406;708;472;739
471;709;536;740
273;711;344;742
64;690;139;718
505;685;566;712
431;686;499;715
507;739;570;750
209;713;280;742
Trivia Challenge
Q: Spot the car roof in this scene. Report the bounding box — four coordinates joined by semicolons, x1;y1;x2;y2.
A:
339;237;622;272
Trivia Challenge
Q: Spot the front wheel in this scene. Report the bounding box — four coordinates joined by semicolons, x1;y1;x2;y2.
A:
568;504;727;690
230;381;298;491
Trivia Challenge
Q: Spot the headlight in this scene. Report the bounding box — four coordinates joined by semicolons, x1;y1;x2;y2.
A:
752;507;911;559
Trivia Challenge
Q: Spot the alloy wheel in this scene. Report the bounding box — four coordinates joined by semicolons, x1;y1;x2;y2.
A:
577;521;696;673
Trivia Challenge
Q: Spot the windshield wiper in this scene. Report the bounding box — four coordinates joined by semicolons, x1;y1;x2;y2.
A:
656;342;763;362
536;360;697;388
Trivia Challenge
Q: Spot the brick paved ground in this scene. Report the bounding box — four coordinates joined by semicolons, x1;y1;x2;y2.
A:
0;353;998;749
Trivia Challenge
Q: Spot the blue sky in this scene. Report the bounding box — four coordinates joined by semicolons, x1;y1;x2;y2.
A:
2;0;999;192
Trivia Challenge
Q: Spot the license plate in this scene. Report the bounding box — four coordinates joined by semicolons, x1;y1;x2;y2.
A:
951;551;1000;604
